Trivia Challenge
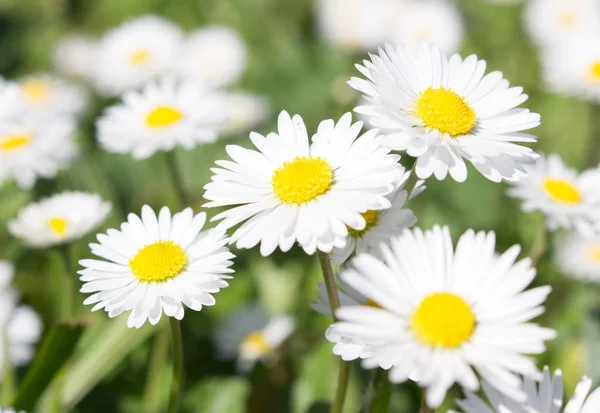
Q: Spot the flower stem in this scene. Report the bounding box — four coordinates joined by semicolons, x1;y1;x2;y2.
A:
528;221;547;267
317;251;349;413
166;318;184;413
404;163;420;199
144;328;170;413
58;245;74;320
365;369;392;413
165;151;191;208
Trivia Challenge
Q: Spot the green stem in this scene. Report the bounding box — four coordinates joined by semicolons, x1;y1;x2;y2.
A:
165;151;191;208
403;163;420;199
317;251;349;413
1;329;15;404
58;245;74;320
528;221;547;267
166;318;184;413
365;369;392;413
144;328;170;413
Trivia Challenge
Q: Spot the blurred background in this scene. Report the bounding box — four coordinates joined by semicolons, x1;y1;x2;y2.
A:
0;0;599;412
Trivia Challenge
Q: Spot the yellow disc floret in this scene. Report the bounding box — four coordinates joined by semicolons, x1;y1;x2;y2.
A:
129;241;187;283
589;61;600;82
146;106;184;128
543;179;581;204
48;218;68;235
21;78;51;103
590;246;600;262
240;331;271;356
411;292;475;348
272;156;333;204
348;210;380;238
416;87;477;137
130;49;150;66
0;134;31;151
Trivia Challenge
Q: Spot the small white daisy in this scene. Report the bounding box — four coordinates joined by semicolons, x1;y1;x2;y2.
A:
0;116;77;189
92;15;184;95
0;77;26;122
507;154;600;236
330;169;423;265
53;35;98;80
203;111;402;256
97;78;224;160
524;0;600;47
555;233;600;283
214;304;295;371
541;31;600;103
453;367;600;413
9;192;111;248
329;225;556;408
390;0;464;55
0;261;43;379
218;92;270;136
0;408;25;413
316;0;396;51
175;26;247;89
350;41;540;183
79;206;235;329
18;74;87;118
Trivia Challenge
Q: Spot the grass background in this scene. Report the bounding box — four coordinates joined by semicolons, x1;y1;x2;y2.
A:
0;0;599;411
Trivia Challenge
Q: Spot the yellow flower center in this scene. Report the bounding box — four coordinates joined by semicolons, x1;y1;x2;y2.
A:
129;241;187;283
589;247;600;262
416;87;477;137
48;218;68;235
240;331;271;356
365;298;382;309
348;210;380;238
0;134;31;151
411;292;475;348
543;179;581;204
21;78;51;103
559;11;576;27
130;49;150;66
272;156;333;204
146;106;184;128
589;61;600;82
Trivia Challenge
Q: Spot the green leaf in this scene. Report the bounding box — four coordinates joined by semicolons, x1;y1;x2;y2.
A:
182;377;250;413
12;321;86;412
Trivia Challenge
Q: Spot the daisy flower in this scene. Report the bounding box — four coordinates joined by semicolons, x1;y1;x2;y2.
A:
175;26;247;89
97;78;224;160
92;15;184;95
218;92;270;136
53;35;98;80
541;31;600;103
0;408;25;413
390;0;464;55
18;74;87;118
350;41;541;182
453;367;600;413
203;111;402;256
555;233;600;283
9;192;111;248
316;0;397;52
0;261;43;379
330;169;423;265
79;206;235;329
330;225;556;408
524;0;600;47
507;154;600;236
0;116;77;189
0;77;26;122
214;304;295;371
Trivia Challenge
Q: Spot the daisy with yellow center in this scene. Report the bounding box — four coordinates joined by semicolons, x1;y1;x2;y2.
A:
79;205;235;328
204;110;402;256
329;226;556;408
350;41;540;182
9;192;111;248
97;78;225;160
18;74;87;117
508;153;600;236
555;233;600;284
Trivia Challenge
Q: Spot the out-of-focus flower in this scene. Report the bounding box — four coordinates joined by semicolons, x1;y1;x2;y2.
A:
524;0;600;47
316;0;396;52
0;408;26;413
556;233;600;283
0;78;26;122
18;74;88;118
452;367;600;413
507;153;600;236
97;78;224;160
391;0;464;55
541;31;600;103
9;192;111;248
79;206;234;329
330;169;422;265
214;305;295;371
329;226;555;408
175;26;247;89
217;92;270;136
92;15;184;95
53;35;98;80
203;111;402;256
0;261;43;380
0;116;77;189
350;41;540;183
